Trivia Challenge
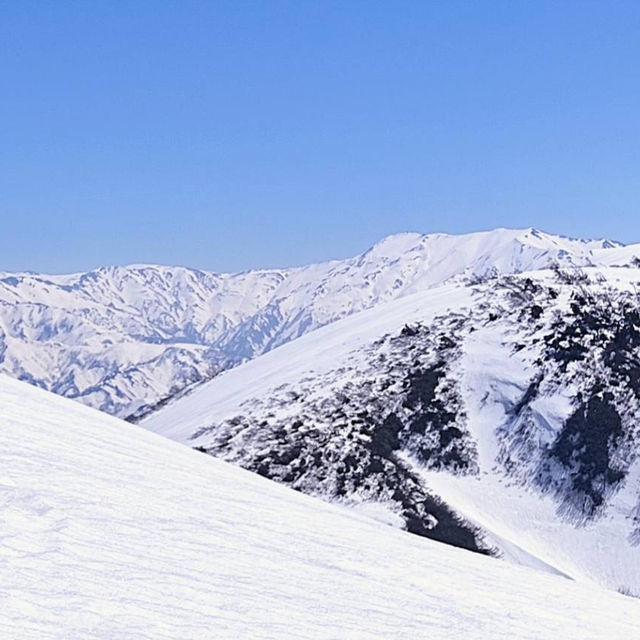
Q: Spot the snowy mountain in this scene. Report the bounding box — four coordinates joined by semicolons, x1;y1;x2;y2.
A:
142;264;640;595
2;374;639;639
0;227;627;418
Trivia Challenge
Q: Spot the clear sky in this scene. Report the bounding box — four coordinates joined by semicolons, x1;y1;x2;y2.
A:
2;1;640;273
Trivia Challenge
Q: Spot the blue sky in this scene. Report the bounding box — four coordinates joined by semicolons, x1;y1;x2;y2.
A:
2;1;640;272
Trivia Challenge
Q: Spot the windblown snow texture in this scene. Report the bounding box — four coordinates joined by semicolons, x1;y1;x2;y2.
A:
2;375;639;639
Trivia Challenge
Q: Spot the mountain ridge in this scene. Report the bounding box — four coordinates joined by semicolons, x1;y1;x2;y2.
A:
142;264;640;594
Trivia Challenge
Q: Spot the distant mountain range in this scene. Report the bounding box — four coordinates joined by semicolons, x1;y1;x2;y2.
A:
1;227;637;419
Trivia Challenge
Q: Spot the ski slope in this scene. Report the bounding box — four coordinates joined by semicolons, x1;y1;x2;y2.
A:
2;374;639;639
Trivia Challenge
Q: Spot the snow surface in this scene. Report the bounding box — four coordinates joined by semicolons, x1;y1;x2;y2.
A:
594;242;640;266
2;374;639;639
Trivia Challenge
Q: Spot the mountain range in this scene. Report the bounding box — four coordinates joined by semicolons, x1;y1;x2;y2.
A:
1;227;638;420
3;226;640;634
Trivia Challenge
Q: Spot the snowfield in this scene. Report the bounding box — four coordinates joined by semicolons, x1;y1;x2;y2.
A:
2;374;639;639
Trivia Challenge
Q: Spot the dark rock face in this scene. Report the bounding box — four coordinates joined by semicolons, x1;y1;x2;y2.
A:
491;277;640;523
192;317;487;554
528;287;640;519
402;363;470;470
547;391;624;516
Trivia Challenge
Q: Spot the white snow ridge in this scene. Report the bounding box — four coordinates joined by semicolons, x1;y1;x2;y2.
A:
1;375;639;639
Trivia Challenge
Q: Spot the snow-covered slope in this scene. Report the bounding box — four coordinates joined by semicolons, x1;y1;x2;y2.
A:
0;228;623;418
2;375;639;639
594;242;640;267
142;265;640;594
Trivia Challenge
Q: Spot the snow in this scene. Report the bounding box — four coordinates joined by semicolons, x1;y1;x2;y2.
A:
594;242;640;266
141;281;475;442
1;374;639;639
418;467;640;592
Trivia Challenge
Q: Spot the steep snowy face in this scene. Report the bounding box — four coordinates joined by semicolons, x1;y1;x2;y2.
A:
2;375;640;639
142;266;640;594
0;228;625;418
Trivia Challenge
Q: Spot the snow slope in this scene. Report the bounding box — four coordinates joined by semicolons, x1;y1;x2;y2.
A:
142;266;640;594
594;242;640;266
1;375;639;639
0;227;622;418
